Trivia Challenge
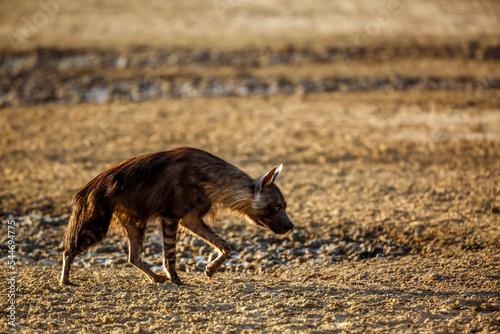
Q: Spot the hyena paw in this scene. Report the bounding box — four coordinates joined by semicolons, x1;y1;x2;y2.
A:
170;276;187;286
204;267;216;280
60;280;79;287
152;274;168;283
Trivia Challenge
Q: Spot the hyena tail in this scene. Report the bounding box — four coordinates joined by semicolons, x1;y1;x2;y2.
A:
60;182;113;285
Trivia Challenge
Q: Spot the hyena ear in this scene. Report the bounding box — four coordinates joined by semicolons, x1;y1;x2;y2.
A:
255;164;283;193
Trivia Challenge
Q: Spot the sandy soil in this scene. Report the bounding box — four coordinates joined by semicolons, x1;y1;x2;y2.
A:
2;91;499;333
1;0;500;333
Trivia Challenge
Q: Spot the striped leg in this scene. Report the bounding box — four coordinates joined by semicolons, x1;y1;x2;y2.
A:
160;218;184;286
180;213;231;280
123;223;167;283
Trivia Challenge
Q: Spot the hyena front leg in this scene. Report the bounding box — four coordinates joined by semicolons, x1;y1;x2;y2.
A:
160;218;184;286
181;213;231;280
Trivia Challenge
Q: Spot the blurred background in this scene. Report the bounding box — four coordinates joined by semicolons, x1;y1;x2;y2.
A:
1;0;500;332
1;0;499;107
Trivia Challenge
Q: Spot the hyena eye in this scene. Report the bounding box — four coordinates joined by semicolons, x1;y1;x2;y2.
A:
274;205;282;212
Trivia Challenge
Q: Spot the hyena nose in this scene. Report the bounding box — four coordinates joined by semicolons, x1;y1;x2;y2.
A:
287;221;294;231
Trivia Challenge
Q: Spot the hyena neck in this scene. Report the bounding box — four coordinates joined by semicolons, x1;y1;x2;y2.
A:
204;167;255;216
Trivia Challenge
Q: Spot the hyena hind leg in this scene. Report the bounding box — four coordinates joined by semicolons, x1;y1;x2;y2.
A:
123;223;167;283
60;216;111;286
161;218;185;286
60;250;78;286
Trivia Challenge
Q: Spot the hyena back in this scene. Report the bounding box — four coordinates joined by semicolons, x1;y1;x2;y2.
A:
60;147;293;286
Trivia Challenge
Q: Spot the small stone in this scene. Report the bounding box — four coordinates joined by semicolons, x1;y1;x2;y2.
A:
302;302;316;309
102;316;112;324
239;305;252;311
481;303;500;312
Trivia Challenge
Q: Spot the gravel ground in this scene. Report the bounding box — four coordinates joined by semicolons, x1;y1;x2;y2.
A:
4;254;500;333
1;0;500;333
2;90;499;333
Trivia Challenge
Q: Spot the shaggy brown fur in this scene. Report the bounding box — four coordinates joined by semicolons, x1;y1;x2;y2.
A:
60;147;293;286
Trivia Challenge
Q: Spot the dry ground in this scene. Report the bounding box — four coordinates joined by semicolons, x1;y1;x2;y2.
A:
1;0;500;333
1;91;499;333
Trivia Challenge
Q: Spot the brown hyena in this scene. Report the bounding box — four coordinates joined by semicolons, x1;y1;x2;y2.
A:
60;147;293;286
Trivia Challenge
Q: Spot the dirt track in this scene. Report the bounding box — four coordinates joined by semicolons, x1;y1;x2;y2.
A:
1;0;500;333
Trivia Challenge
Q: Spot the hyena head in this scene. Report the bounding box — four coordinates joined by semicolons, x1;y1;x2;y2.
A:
249;165;294;235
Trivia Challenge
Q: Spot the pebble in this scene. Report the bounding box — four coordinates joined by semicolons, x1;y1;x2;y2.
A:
302;302;316;309
101;316;112;324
